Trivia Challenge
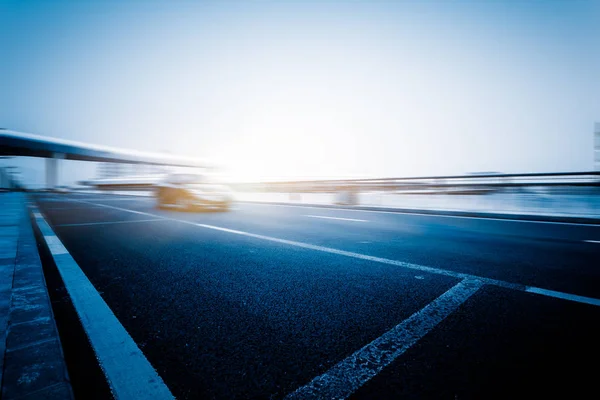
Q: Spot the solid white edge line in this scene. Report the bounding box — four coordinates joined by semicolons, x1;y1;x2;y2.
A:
32;207;174;400
304;215;368;222
525;287;600;307
68;198;600;308
285;279;484;399
584;240;600;244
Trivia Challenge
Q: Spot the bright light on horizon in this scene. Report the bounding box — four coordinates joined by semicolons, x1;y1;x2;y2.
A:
2;0;599;185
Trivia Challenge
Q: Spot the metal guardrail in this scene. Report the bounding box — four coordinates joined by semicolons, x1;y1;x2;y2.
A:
233;171;600;193
80;171;600;195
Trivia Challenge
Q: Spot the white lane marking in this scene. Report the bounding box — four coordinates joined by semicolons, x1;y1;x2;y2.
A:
286;279;484;400
304;215;368;223
243;202;600;226
44;235;69;255
69;199;600;307
584;240;600;244
32;209;174;400
33;212;43;218
55;219;165;227
69;199;477;281
525;287;600;307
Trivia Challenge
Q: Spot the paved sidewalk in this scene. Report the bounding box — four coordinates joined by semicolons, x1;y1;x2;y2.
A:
0;192;73;399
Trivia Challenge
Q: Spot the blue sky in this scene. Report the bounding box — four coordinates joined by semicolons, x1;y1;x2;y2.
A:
1;0;599;183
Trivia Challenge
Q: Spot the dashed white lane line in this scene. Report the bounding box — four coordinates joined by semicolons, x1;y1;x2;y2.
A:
285;279;484;399
55;218;166;227
244;202;599;226
32;208;174;400
69;198;600;307
584;240;600;244
304;215;368;223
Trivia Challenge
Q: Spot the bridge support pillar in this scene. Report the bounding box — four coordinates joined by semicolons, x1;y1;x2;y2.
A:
45;157;59;189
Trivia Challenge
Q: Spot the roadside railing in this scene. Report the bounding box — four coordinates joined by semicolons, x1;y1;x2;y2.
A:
232;171;600;194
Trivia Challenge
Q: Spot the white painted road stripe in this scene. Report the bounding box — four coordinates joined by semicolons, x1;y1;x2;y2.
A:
525;287;600;307
32;208;174;400
584;240;600;244
69;198;600;307
55;218;165;227
286;278;484;399
304;215;368;222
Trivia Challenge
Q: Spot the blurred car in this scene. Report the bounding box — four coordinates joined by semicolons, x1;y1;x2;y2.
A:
155;173;233;211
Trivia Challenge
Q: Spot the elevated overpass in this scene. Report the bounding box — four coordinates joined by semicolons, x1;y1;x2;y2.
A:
3;129;599;193
0;130;211;188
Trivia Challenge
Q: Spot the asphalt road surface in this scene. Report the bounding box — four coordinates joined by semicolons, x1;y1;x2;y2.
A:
34;192;600;399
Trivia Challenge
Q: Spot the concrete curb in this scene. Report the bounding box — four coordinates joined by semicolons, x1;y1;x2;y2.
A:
31;206;174;400
0;193;74;399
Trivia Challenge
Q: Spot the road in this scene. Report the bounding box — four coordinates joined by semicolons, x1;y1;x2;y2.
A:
34;192;600;399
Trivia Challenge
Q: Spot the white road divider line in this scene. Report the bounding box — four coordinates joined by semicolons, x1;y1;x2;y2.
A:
31;207;174;400
68;198;600;307
304;215;368;222
525;287;600;306
584;240;600;244
285;278;484;399
55;218;165;227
